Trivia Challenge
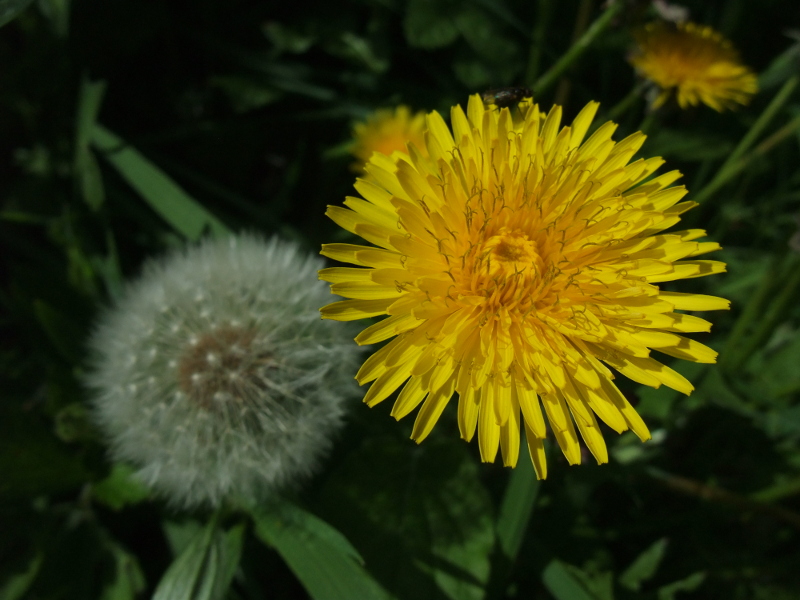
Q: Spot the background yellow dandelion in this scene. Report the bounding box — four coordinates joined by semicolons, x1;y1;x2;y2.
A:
350;106;428;173
630;22;758;111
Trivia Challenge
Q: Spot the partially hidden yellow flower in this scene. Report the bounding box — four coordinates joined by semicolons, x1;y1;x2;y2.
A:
321;94;729;478
350;106;427;173
630;21;757;111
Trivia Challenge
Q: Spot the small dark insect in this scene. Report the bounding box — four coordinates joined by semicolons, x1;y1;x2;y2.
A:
482;86;533;108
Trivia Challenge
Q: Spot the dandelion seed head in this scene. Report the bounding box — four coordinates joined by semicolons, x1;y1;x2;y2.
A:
86;235;361;508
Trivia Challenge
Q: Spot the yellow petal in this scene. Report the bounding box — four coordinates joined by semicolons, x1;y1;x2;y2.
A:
478;384;500;463
659;292;730;311
499;395;521;467
457;385;480;441
411;373;456;443
391;375;428;420
320;298;393;321
524;423;548;480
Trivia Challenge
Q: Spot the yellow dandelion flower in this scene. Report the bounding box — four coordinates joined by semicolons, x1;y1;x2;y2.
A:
630;21;758;111
321;94;729;478
351;106;427;173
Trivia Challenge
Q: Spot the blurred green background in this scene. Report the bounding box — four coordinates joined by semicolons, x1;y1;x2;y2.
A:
2;0;800;598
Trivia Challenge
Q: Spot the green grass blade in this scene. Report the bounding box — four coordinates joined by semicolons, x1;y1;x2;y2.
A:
92;124;230;240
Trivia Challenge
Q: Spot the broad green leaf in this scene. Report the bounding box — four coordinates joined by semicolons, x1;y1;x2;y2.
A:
404;0;460;49
92;464;151;511
0;0;33;28
163;521;206;558
152;519;243;600
252;500;391;600
542;560;611;600
495;456;539;561
455;6;516;63
619;538;668;592
657;572;706;600
212;525;244;600
74;77;107;210
316;436;494;600
0;554;42;600
92;124;230;240
453;59;493;88
99;545;146;600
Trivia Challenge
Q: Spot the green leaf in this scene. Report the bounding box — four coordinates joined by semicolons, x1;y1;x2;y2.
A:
92;124;230;241
759;38;800;90
495;457;539;561
455;6;516;63
0;553;42;600
152;518;243;600
404;0;460;49
316;436;494;600
657;572;706;600
251;499;391;600
0;0;34;28
262;21;316;54
99;544;146;600
619;538;668;592
542;560;609;600
74;77;107;211
91;464;151;511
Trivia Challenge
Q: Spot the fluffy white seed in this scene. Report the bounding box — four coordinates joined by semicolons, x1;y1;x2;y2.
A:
85;234;361;509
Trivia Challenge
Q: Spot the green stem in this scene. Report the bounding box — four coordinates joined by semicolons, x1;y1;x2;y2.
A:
751;478;800;504
638;111;657;135
725;254;800;372
692;113;800;205
646;467;800;530
525;0;553;86
720;75;799;174
532;1;623;96
553;0;594;107
603;85;644;125
719;255;781;370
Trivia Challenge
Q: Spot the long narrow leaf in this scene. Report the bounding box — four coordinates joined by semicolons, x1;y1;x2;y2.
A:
252;500;392;600
92;124;230;240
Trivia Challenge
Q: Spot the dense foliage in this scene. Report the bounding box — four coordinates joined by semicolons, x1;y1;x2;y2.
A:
1;0;800;598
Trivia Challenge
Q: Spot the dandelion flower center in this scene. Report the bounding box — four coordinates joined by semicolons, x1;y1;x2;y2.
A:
178;325;268;409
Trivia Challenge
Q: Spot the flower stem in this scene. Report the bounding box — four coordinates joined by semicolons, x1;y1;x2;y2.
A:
604;84;644;124
525;0;553;86
720;74;799;174
532;1;623;96
553;0;594;107
646;466;800;531
691;112;800;205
